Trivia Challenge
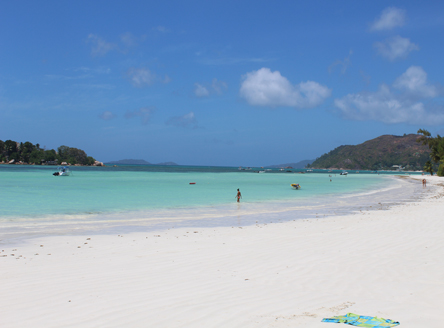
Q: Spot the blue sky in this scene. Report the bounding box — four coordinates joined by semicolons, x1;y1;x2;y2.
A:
1;1;444;166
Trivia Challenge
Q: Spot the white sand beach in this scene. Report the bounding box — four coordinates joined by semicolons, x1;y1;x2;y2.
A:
1;176;443;328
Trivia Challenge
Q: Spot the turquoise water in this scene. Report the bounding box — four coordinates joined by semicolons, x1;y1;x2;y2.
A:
2;165;388;217
0;165;423;242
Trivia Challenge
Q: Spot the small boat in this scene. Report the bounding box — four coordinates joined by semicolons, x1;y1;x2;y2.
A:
291;183;301;190
340;171;348;176
189;182;196;185
53;166;71;176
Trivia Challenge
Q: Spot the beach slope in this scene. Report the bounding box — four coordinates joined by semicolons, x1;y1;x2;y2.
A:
1;176;443;328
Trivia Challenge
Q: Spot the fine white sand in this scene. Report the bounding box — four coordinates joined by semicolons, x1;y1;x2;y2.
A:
1;176;443;328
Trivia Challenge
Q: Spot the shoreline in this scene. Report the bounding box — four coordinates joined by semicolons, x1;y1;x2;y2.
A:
1;176;443;327
0;174;428;245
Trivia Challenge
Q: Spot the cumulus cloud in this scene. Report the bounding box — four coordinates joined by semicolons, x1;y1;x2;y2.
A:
239;68;331;108
370;7;406;31
99;111;116;121
374;36;419;61
393;66;437;98
125;107;155;124
166;112;199;129
194;83;209;97
334;66;444;125
87;34;116;56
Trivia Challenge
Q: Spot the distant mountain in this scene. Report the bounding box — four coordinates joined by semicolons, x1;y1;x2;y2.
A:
105;159;178;165
309;134;430;171
106;159;151;165
266;159;314;169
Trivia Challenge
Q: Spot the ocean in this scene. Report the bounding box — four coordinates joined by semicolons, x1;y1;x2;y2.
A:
0;165;427;243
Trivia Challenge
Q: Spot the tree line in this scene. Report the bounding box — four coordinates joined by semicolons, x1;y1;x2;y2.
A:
0;140;96;165
417;129;444;176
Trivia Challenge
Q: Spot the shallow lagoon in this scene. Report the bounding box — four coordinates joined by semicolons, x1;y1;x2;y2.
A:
0;165;426;242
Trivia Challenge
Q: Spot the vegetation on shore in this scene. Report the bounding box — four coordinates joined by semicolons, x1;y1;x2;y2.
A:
0;139;96;165
417;129;444;176
307;134;431;171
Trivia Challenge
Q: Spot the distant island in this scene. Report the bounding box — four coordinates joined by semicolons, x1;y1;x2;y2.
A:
308;134;430;171
106;159;178;166
266;159;314;169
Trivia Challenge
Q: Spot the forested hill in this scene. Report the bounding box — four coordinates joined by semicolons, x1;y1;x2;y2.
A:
308;134;431;171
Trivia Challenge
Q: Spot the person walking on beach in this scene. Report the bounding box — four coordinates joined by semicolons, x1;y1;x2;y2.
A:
236;189;242;202
423;179;427;188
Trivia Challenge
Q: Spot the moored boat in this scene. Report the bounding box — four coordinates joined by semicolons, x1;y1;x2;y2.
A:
53;166;71;176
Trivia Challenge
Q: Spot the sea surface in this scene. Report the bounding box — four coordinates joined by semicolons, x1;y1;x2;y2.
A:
0;164;428;243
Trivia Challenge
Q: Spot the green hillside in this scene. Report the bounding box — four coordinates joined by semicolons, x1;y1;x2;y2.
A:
309;134;431;171
0;139;96;165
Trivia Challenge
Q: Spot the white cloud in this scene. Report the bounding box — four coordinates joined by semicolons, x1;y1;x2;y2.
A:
126;68;171;87
166;111;199;129
120;32;138;47
127;68;156;87
370;7;406;31
87;34;116;57
99;111;115;121
125;107;155;124
194;83;209;97
334;66;444;125
194;79;227;97
239;68;331;108
162;75;171;84
393;66;437;98
374;36;419;61
329;50;353;74
211;78;228;94
153;26;169;33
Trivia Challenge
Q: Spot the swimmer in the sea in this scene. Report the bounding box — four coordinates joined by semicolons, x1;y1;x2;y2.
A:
236;189;242;202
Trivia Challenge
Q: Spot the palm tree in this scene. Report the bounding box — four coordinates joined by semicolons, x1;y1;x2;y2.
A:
423;160;433;175
417;129;444;176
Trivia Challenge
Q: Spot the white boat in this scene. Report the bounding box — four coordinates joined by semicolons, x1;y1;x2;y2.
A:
53;166;71;176
340;171;348;176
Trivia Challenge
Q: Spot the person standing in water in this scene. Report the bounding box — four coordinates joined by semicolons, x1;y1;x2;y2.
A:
236;189;242;202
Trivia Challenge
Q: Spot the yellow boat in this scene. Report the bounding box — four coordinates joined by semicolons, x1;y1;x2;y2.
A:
291;183;301;190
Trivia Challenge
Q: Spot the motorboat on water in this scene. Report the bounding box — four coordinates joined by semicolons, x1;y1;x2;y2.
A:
53;166;71;176
340;171;348;176
291;183;301;190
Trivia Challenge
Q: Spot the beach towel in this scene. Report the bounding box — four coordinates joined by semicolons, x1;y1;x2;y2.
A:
322;313;400;327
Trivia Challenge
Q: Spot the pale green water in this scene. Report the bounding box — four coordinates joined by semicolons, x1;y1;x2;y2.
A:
0;165;424;242
2;165;386;217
